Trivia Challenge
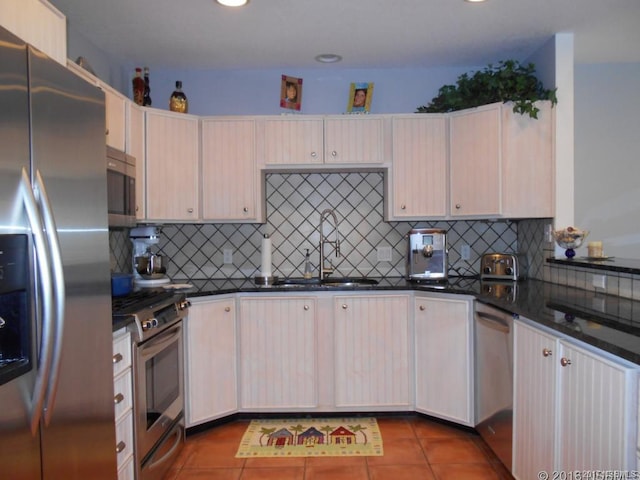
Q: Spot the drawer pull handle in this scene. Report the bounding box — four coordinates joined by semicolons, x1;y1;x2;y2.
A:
116;441;126;454
342;304;348;310
303;305;309;311
114;393;125;404
112;353;123;364
542;348;553;357
419;305;425;311
225;306;231;312
560;357;571;367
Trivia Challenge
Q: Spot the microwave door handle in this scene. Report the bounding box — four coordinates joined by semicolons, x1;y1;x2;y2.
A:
20;168;55;436
34;170;66;426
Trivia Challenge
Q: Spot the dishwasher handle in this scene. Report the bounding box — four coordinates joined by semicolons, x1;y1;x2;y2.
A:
475;310;513;333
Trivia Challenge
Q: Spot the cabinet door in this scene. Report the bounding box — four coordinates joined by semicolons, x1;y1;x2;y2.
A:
103;85;127;151
127;103;146;220
502;101;555;218
201;118;258;221
557;341;637;471
414;296;473;425
449;104;500;217
391;116;447;218
333;294;410;407
261;117;323;165
324;116;385;164
239;297;317;409
145;110;199;221
512;321;557;479
185;297;237;426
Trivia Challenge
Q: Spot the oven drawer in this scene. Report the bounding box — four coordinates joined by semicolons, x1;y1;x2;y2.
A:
115;410;134;470
113;368;133;422
113;330;132;377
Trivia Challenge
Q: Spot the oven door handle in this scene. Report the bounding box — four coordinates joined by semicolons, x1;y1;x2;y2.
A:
144;424;183;473
140;324;182;357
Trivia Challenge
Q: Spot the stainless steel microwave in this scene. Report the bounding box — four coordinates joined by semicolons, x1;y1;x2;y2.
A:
106;146;136;227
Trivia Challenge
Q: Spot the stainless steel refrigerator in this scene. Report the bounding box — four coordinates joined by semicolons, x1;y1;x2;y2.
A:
0;25;117;479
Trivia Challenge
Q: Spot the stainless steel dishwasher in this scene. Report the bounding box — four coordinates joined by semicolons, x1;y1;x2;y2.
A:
474;302;517;472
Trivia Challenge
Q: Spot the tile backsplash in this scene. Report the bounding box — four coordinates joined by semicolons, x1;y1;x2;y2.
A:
111;172;551;282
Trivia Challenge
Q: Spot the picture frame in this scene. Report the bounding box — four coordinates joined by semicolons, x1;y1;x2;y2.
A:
280;75;303;111
347;82;374;113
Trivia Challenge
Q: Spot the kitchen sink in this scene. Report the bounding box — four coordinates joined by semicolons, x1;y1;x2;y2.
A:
273;277;379;288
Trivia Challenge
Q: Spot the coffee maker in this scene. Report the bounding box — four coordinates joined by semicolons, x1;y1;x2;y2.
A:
130;226;170;286
406;228;448;281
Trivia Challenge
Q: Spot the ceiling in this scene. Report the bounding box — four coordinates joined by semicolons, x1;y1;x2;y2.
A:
49;0;640;70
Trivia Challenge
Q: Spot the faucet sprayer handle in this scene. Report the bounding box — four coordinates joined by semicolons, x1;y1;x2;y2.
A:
335;239;341;257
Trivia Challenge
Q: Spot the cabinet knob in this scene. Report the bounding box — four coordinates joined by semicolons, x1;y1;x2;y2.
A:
542;348;553;357
331;151;338;157
112;353;123;364
310;152;317;158
455;204;462;210
342;304;348;309
419;305;425;311
187;208;194;213
224;306;231;312
105;128;110;136
560;357;572;367
303;305;309;311
243;207;249;213
401;204;406;210
115;441;126;454
114;393;125;404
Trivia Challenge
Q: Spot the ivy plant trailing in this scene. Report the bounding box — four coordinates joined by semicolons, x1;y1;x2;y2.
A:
416;60;558;119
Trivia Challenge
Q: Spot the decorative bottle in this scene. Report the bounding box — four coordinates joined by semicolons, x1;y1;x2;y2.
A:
142;67;152;106
132;68;144;106
169;81;188;113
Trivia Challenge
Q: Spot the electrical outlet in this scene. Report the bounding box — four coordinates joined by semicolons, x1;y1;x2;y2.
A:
461;244;471;261
377;246;392;262
223;249;233;264
592;274;606;289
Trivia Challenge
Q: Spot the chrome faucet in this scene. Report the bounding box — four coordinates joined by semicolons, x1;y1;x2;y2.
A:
319;208;340;280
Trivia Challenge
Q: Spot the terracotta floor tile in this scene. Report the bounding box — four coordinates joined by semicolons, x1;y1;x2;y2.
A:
243;455;306;468
305;455;367;467
430;463;500;480
366;437;428;466
411;417;473;439
369;464;436;480
174;468;242;480
376;417;417;441
183;441;245;469
420;437;487;464
188;421;251;443
239;466;305;480
304;464;370;480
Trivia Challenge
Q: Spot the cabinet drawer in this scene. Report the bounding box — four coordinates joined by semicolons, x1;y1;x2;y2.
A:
112;332;132;377
113;369;133;422
115;410;134;470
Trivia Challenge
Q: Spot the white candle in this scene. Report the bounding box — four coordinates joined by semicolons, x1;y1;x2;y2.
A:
261;234;272;277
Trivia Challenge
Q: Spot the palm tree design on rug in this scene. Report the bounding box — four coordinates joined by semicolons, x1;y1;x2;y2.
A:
289;423;305;445
258;427;276;446
348;424;368;445
320;424;333;444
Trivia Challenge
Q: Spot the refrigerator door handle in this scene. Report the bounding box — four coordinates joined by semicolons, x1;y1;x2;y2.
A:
34;170;66;426
20;167;55;436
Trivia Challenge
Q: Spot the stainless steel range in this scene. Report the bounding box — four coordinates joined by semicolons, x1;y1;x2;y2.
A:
112;290;189;480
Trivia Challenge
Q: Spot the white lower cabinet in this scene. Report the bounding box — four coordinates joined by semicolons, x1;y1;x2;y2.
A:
238;296;318;410
513;320;639;479
185;296;238;427
333;294;411;408
112;329;134;480
414;294;474;425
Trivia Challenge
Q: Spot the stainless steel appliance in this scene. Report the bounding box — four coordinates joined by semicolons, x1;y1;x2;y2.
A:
0;25;117;479
480;253;528;281
480;281;518;303
406;228;448;281
107;145;137;227
474;302;516;472
131;226;171;286
112;290;190;480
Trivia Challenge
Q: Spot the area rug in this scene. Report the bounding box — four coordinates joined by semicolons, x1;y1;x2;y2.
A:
235;417;383;458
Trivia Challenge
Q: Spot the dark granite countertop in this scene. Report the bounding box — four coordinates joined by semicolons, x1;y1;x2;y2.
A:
124;276;640;365
547;256;640;275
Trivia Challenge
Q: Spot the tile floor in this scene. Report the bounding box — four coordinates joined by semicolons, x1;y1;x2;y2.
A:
162;415;515;480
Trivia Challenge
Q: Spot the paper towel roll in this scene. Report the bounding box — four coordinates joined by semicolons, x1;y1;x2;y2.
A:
261;235;272;277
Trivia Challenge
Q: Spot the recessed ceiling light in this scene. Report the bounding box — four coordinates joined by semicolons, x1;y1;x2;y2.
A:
215;0;249;6
315;53;343;64
464;0;487;2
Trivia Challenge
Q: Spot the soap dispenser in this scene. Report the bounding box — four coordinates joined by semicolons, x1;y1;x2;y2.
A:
303;249;313;279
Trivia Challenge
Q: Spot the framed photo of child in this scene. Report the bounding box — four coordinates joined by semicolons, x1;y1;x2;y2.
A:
280;75;303;111
347;82;373;113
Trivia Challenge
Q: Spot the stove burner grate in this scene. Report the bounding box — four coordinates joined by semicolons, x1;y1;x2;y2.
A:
111;290;176;316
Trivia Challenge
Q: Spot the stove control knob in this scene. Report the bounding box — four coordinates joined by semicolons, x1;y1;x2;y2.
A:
142;318;159;330
178;300;191;310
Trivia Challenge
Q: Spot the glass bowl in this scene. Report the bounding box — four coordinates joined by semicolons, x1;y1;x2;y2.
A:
553;228;589;258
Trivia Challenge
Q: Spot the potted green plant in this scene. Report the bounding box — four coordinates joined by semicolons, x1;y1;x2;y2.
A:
416;60;557;119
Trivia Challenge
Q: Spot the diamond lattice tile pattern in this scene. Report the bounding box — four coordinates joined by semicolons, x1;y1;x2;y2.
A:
108;172;551;281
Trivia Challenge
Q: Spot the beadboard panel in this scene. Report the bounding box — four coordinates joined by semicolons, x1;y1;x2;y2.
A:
261;117;324;165
324;116;385;164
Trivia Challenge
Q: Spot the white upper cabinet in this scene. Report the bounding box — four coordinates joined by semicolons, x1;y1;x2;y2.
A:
103;84;127;151
389;115;448;219
127;103;146;220
260;115;386;166
144;109;200;222
201;117;261;222
0;0;66;65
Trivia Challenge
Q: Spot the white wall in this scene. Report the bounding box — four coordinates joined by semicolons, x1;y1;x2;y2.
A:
574;63;640;259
